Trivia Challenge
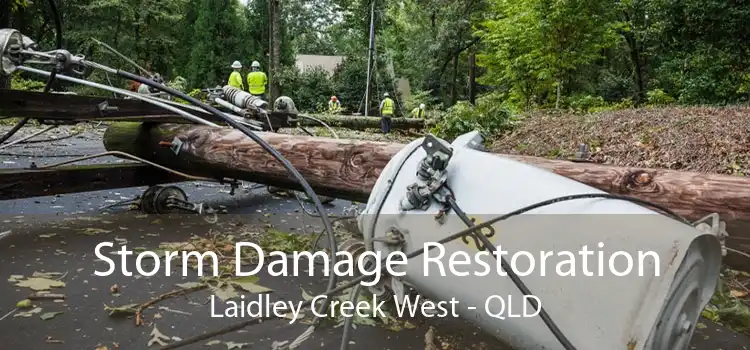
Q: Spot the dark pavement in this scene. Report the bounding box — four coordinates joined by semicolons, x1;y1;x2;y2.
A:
0;125;748;350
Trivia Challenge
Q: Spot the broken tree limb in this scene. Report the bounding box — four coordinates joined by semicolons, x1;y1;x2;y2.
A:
299;114;434;131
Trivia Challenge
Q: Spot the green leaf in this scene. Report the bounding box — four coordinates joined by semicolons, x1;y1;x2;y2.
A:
301;288;313;301
79;228;112;236
210;283;239;301
225;341;249;349
15;277;65;291
14;307;42;318
176;282;204;290
16;299;32;308
231;276;273;294
104;303;139;317
7;274;24;282
40;311;64;320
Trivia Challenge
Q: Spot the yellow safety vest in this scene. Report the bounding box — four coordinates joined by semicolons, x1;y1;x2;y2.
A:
411;107;424;118
381;98;394;116
246;71;268;95
227;71;243;90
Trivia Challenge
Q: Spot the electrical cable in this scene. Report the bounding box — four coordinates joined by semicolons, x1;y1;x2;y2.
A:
112;70;340;335
15;66;220;127
446;194;574;349
0;6;61;146
163;192;687;350
31;150;220;182
297;115;339;139
0;0;61;145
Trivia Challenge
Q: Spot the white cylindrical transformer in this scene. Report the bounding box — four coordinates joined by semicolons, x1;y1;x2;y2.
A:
358;131;722;350
222;85;268;110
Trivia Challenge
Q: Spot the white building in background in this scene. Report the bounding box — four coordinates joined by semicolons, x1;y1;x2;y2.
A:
295;55;345;76
293;54;412;101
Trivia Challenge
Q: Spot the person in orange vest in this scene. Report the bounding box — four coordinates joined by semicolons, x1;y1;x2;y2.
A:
328;96;341;113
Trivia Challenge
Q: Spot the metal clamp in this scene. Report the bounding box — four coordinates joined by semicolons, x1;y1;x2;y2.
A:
399;134;454;212
692;213;729;256
98;101;119;115
169;137;183;155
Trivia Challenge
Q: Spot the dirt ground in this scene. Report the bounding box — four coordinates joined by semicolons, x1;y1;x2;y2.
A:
490;106;750;175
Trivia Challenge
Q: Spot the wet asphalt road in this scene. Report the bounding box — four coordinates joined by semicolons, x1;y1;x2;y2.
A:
0;125;749;350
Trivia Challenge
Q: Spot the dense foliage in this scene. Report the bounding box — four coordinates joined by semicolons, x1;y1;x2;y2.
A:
3;0;750;133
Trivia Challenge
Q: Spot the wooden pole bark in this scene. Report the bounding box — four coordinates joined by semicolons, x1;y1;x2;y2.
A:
300;115;433;131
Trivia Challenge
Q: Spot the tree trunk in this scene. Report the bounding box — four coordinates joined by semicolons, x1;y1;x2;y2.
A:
299;115;434;131
451;52;459;105
468;49;476;105
269;0;281;101
0;0;11;90
622;13;645;106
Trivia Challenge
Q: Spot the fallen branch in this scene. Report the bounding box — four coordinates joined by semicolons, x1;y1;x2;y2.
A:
135;284;207;326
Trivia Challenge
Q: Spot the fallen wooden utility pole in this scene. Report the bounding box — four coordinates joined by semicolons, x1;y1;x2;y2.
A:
300;114;434;131
103;122;750;266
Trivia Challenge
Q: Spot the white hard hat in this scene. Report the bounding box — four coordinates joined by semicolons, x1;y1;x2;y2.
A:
251;61;260;68
383;92;389;97
231;61;242;69
420;103;425;109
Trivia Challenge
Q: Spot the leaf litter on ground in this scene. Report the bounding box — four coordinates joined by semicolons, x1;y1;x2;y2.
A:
14;276;65;291
40;311;64;320
148;325;170;347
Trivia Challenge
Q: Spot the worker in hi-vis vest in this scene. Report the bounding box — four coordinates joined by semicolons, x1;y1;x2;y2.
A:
227;61;243;90
246;61;268;98
411;103;426;118
379;92;394;133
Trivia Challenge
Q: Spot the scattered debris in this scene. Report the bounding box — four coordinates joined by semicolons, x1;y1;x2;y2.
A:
44;336;64;344
702;269;750;336
157;306;191;316
225;341;249;349
491;107;750;176
40;311;64;320
7;274;23;283
0;308;18;320
79;227;112;236
14;276;65;291
147;325;170;347
104;303;139;317
28;292;66;300
14;307;42;318
230;276;273;294
135;283;207;326
16;299;33;308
